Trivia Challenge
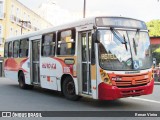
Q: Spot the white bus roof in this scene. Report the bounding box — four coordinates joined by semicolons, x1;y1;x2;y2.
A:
5;16;145;42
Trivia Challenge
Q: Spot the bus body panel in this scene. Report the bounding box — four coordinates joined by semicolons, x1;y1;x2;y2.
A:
97;68;153;100
98;79;154;100
4;58;29;82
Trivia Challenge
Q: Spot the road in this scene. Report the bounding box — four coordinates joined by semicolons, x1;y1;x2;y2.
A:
0;77;160;120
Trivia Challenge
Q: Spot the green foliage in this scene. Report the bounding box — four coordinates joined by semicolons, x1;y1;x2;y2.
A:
154;48;160;53
147;20;160;37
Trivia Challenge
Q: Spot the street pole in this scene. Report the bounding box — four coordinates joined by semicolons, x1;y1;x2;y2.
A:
19;20;31;34
83;0;86;18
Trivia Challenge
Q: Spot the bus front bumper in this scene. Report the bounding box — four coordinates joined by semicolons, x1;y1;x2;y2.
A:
98;79;154;100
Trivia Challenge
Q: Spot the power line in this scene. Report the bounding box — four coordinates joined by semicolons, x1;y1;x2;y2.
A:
19;20;31;34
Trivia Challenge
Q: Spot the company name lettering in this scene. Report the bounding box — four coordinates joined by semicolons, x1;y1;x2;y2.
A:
42;63;56;69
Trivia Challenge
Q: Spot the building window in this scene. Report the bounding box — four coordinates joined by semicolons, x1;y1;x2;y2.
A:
13;40;19;58
16;7;19;22
0;25;3;44
42;33;56;56
10;4;14;21
15;30;18;36
57;29;76;55
27;15;31;28
19;39;29;57
10;27;14;37
23;12;26;27
0;1;4;19
8;41;12;57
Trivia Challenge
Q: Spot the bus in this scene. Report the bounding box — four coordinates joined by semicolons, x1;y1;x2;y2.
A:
3;16;154;101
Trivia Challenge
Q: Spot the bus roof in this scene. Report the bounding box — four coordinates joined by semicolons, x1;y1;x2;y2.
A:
5;16;146;42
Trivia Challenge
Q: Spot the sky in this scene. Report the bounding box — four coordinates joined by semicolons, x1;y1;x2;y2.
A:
18;0;160;22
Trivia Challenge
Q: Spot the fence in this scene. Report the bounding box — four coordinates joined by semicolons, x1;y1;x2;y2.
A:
153;67;160;82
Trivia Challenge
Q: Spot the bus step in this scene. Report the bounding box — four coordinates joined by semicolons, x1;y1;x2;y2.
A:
32;82;40;86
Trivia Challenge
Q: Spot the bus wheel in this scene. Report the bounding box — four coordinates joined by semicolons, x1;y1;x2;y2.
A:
18;72;28;89
62;76;80;101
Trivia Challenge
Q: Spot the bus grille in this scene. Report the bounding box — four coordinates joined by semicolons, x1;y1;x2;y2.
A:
121;89;144;97
113;74;150;88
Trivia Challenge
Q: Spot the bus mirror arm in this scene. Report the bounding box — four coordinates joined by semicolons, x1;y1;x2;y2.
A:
94;30;100;43
91;33;96;65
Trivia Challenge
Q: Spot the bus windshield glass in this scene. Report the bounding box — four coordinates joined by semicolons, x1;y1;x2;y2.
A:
98;29;152;70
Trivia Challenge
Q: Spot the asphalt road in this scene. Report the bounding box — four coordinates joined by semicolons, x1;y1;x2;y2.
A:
0;77;160;120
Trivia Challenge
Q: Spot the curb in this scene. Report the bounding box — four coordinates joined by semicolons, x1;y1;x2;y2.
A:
154;82;160;85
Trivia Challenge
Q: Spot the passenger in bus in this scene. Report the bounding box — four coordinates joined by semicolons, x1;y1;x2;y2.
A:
60;38;67;55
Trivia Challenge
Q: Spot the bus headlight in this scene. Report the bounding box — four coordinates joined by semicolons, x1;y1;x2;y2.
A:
100;69;112;85
104;78;109;83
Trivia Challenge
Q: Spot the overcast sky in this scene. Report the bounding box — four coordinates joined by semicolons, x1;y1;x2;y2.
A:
18;0;160;22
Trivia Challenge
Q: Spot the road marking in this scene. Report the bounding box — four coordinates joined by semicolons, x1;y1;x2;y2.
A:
129;97;160;104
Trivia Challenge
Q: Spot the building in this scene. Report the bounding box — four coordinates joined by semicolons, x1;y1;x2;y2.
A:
0;0;53;56
36;0;71;25
36;0;81;26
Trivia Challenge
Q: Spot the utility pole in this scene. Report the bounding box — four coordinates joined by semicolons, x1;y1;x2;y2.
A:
19;20;31;34
83;0;86;18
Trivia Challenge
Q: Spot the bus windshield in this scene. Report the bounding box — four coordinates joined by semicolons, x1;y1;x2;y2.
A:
98;29;152;70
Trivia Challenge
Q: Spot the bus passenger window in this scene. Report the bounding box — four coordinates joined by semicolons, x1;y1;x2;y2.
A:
4;43;8;57
42;33;55;57
13;40;19;58
19;39;29;58
8;42;12;58
57;29;75;55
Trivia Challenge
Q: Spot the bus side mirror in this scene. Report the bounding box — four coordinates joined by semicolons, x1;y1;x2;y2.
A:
96;31;101;43
91;33;96;65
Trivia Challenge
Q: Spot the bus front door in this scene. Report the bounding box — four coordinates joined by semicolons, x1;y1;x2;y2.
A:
81;32;92;94
31;40;40;84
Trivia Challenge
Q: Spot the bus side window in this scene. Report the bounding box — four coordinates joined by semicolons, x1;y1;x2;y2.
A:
13;40;19;58
42;33;55;57
4;42;8;58
57;29;75;56
19;39;29;58
8;42;12;58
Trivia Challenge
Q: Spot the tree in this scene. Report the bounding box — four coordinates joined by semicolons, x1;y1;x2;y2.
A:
146;20;160;37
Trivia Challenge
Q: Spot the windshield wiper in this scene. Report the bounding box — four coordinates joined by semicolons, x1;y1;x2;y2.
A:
132;29;140;55
133;38;137;55
110;27;128;50
123;35;128;51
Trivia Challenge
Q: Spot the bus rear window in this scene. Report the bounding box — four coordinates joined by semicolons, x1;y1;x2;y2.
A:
19;39;29;57
8;42;12;58
4;43;8;57
13;40;19;58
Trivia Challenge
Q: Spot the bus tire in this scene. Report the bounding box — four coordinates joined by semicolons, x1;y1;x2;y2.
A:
18;72;28;89
27;85;34;89
62;76;80;101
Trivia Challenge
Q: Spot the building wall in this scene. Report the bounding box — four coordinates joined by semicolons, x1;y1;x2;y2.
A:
150;37;160;45
0;0;53;56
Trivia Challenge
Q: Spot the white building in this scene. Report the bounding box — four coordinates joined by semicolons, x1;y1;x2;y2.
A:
36;0;81;26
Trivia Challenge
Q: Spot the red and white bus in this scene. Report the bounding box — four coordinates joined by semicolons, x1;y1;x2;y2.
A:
4;16;154;100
